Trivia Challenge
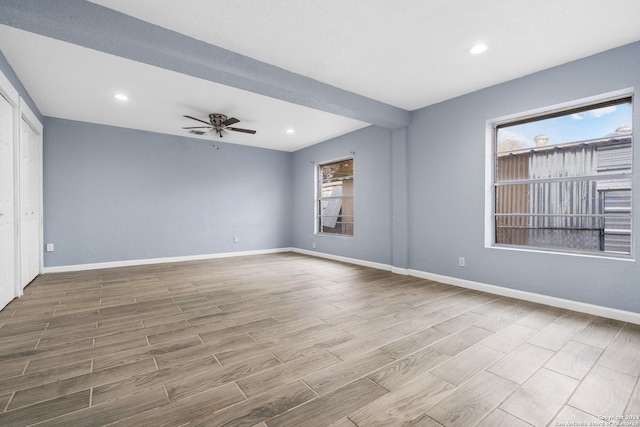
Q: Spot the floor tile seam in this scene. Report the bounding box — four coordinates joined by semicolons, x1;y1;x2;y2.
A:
500;366;582;426
539;345;600;383
20;360;30;376
483;408;533;427
264;377;390;426
0;331;45;348
444;339;507;359
0;364;92;396
207;380;303;421
2;392;14;412
439;370;521;426
370;349;452;388
429;347;515;391
294;377;321;398
2;386;92;415
593;337;640;378
623;376;640;415
293;352;399;395
5;361;150;409
544;382;589;426
377;328;454;360
580;358;640;416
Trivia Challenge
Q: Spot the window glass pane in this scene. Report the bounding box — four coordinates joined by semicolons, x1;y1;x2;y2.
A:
317;158;354;236
319;216;354;235
320;159;353;181
495;184;531;214
497;101;632;153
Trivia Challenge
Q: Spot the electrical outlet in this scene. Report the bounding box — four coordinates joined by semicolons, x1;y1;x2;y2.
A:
233;236;239;243
312;242;316;249
46;243;54;252
458;257;465;267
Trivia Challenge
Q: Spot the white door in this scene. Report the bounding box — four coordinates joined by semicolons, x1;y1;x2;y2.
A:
0;93;15;309
19;116;41;289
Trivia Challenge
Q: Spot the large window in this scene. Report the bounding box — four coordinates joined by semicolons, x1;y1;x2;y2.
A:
493;96;633;255
317;158;354;236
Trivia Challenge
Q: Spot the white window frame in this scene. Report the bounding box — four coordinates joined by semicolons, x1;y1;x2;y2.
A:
315;157;354;237
484;88;635;260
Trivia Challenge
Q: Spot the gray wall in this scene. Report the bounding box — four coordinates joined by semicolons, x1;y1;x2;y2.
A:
407;41;640;312
43;118;292;267
292;125;393;265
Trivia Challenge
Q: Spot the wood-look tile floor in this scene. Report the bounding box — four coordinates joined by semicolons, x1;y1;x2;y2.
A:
0;252;638;426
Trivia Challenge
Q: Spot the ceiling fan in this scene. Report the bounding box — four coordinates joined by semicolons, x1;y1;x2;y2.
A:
183;113;257;138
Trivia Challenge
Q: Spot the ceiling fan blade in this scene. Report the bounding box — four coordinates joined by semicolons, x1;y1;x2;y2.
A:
183;115;211;125
227;127;256;134
182;126;212;129
222;117;240;126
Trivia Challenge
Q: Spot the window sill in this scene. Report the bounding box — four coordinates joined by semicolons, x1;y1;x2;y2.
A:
315;232;354;239
487;243;635;262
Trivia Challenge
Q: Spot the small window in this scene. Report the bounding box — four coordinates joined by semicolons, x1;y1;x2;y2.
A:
493;96;633;255
317;158;354;236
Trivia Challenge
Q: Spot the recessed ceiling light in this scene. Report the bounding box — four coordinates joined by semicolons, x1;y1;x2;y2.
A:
114;93;128;101
286;129;295;134
470;44;488;55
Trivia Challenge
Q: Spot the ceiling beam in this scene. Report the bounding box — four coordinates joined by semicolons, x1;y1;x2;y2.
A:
0;0;410;129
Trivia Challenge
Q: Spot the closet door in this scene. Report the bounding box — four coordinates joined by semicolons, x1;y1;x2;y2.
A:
0;92;15;309
19;110;42;289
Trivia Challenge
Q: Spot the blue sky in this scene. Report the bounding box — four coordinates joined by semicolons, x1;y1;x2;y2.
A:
498;102;632;151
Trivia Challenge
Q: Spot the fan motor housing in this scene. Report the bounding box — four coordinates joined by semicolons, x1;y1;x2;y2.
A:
209;114;227;126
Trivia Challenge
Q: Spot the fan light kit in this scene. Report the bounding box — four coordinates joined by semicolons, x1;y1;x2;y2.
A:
183;113;256;138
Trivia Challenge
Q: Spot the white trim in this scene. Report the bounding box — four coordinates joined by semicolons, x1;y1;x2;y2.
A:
391;266;409;275
489;244;635;262
407;269;640;325
484;119;495;248
292;248;391;271
19;98;43;135
0;71;20;104
42;248;294;273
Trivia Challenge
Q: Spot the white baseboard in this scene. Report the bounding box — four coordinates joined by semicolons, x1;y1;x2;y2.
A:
391;267;410;275
291;248;392;271
407;269;640;325
42;248;295;273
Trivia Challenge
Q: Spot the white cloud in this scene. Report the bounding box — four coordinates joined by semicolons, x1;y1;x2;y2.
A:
571;105;617;120
497;129;532;147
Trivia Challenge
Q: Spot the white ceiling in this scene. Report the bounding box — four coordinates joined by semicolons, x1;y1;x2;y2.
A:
0;25;369;152
2;0;640;151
